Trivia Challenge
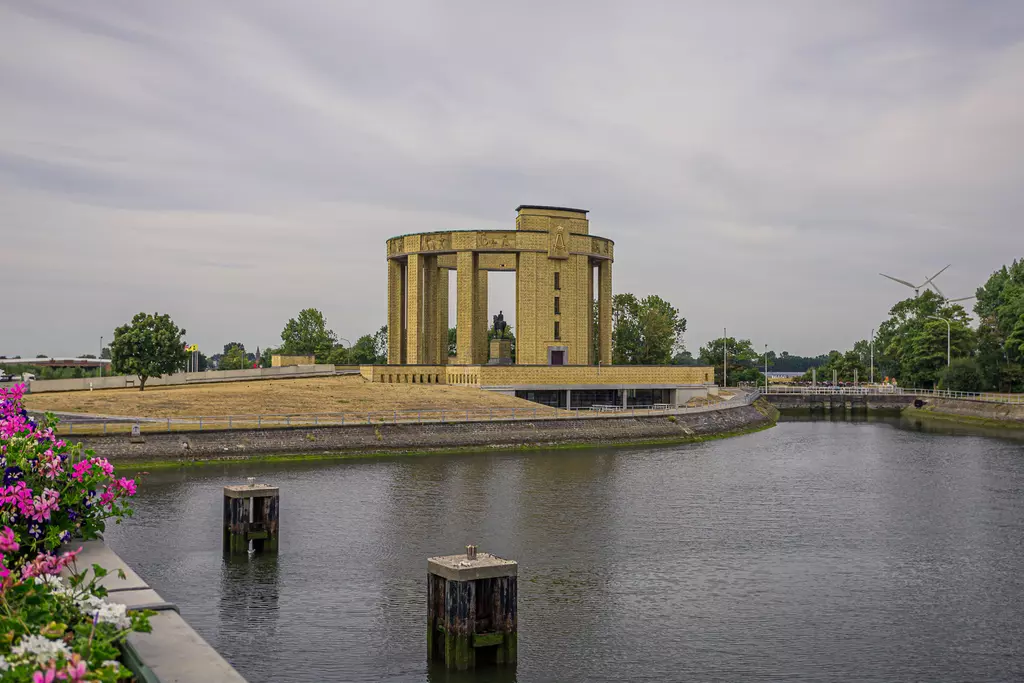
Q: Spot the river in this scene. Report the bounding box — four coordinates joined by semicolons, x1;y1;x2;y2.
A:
103;418;1024;682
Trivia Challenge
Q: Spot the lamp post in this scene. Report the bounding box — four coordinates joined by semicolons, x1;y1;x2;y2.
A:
869;328;874;385
723;327;727;388
928;315;951;367
764;344;769;392
99;336;103;378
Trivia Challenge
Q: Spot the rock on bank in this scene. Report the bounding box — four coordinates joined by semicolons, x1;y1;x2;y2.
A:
73;400;778;463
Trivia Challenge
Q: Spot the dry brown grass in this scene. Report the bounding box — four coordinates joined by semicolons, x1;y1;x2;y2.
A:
24;375;539;418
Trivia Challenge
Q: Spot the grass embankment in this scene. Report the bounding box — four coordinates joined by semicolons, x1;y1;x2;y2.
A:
25;375;548;434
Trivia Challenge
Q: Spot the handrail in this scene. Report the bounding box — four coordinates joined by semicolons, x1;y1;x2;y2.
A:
762;385;1024;404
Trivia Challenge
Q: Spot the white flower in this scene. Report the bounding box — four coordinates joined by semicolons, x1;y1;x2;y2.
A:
33;574;66;592
75;594;132;630
101;660;121;670
11;634;72;666
0;655;9;672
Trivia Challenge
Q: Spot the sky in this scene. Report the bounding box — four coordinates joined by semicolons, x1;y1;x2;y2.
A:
2;0;1023;358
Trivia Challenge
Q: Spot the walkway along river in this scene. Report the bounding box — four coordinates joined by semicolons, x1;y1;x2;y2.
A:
103;417;1024;682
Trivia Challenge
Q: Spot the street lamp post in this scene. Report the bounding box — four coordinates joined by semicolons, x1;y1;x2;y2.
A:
764;344;769;392
869;328;874;385
722;327;727;388
928;315;951;367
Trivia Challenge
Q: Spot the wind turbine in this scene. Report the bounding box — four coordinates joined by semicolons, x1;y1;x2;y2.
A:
880;264;950;296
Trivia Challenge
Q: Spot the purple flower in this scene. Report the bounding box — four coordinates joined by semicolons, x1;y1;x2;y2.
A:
28;524;43;539
3;466;23;485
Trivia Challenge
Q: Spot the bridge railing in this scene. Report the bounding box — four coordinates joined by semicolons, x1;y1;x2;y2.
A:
48;389;761;436
764;385;1024;404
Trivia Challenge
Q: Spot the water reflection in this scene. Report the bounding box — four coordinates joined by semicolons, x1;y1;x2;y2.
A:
104;421;1024;682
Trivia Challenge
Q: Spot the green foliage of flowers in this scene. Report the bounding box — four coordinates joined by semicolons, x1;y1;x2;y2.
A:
1;385;148;681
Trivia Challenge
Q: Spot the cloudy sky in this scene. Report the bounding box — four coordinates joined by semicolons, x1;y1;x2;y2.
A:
2;1;1022;358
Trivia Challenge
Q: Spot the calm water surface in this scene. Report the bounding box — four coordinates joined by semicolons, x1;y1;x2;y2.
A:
104;419;1024;682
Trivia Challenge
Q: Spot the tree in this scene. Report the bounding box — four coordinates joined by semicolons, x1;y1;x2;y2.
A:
448;327;458;359
973;259;1024;392
218;343;250;370
811;348;868;384
110;312;188;391
280;308;337;360
699;337;761;386
100;347;111;360
373;325;388;363
875;291;974;388
348;336;379;364
611;293;687;365
940;358;983;392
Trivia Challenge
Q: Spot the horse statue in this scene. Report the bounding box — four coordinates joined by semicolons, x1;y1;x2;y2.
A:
492;310;507;339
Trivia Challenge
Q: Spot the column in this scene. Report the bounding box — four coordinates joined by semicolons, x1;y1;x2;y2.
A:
421;255;437;365
387;259;404;365
598;259;612;365
407;253;424;364
456;251;478;365
515;252;538;364
436;267;449;365
475;268;488;364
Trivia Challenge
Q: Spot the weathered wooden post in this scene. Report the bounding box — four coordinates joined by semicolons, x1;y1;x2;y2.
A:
223;478;279;554
427;545;517;670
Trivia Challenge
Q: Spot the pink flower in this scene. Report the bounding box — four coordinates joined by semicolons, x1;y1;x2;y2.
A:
21;547;81;579
63;654;87;681
0;526;17;552
71;460;92;481
25;488;60;522
89;457;114;476
100;491;116;507
32;667;56;683
115;477;137;496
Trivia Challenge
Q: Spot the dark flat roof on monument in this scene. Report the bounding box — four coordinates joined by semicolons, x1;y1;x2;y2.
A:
515;204;588;214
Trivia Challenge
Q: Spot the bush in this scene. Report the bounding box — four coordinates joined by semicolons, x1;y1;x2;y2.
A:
939;358;983;392
1;384;148;680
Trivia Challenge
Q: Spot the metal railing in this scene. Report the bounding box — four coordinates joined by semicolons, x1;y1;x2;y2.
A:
51;390;761;435
764;385;1024;404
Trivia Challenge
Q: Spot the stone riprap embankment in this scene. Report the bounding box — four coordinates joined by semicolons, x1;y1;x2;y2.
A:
906;397;1024;427
73;400;777;463
765;393;914;411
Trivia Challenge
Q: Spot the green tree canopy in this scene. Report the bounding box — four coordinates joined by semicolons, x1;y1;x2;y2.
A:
280;308;338;360
611;293;687;365
699;337;761;386
973;259;1024;392
110;312;189;391
875;291;974;388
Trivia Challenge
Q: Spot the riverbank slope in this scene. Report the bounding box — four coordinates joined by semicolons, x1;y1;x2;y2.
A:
74;398;778;465
903;397;1024;428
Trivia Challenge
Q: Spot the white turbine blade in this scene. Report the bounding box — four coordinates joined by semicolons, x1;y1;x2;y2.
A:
947;295;976;303
925;264;951;284
880;273;917;288
928;281;945;298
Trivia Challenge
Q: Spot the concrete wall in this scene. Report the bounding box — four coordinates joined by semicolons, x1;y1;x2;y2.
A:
908;397;1024;425
22;364;336;394
70;400;776;462
66;541;246;681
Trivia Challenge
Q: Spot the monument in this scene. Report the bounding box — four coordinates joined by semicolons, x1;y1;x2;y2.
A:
367;205;715;409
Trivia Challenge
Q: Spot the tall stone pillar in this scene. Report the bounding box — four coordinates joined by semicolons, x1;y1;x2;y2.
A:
407;253;424;364
475;269;489;364
387;259;404;365
598;259;612;365
586;259;595;365
421;255;438;365
456;251;478;365
436;267;449;365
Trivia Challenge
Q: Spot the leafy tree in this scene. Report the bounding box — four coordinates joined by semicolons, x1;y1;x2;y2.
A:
448;327;458;359
280;308;338;360
875;291;974;388
809;349;869;384
611;293;687;365
973;259;1024;392
35;355;47;359
940;358;983;392
322;344;350;365
699;337;761;386
770;351;830;373
218;343;254;370
349;336;380;364
260;347;277;368
373;325;388;363
110;312;188;391
100;347;111;360
672;350;699;365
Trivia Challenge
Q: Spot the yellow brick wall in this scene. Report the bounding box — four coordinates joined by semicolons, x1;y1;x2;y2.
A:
478;365;714;386
272;355;316;367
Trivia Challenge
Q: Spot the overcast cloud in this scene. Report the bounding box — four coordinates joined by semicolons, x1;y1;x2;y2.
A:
2;0;1023;358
